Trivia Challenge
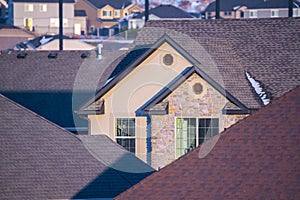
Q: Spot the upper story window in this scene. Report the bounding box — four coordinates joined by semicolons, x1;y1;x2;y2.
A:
249;10;257;18
102;10;112;17
176;118;219;158
271;9;279;18
40;4;47;12
224;11;232;16
115;118;136;153
24;4;33;12
50;18;68;27
114;10;120;18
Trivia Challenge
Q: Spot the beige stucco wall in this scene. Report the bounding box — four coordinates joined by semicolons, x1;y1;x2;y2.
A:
89;42;192;162
88;42;248;166
13;2;74;35
74;16;87;35
75;0;101;30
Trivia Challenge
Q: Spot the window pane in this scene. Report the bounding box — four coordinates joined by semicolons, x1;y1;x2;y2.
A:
115;118;136;153
198;118;219;144
176;118;196;158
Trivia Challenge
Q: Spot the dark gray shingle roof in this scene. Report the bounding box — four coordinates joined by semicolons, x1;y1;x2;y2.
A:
134;4;195;19
86;0;132;9
0;94;153;199
205;0;300;12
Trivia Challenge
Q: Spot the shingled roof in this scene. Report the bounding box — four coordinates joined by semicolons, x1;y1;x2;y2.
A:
12;0;75;3
134;17;300;109
86;0;132;9
205;0;300;12
0;94;153;199
115;85;300;199
134;4;195;19
82;17;300;112
0;49;127;131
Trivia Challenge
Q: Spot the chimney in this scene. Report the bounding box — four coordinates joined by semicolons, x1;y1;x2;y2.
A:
216;0;220;19
288;0;293;17
145;0;149;22
95;44;103;60
59;0;63;50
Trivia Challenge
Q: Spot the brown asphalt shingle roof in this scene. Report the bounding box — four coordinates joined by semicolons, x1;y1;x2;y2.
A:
115;85;300;199
0;94;153;199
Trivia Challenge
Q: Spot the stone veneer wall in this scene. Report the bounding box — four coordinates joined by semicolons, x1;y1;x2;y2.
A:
150;73;248;169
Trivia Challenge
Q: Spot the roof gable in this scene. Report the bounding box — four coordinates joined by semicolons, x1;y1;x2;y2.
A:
80;34;248;114
138;66;249;115
86;0;132;9
116;85;300;199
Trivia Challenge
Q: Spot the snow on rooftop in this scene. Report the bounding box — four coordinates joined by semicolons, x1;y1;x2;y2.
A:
246;72;270;105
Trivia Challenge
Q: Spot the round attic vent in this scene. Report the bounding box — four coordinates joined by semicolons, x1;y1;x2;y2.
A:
193;83;203;94
163;54;174;66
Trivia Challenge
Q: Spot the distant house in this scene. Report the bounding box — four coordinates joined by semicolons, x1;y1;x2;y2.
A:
74;9;87;35
9;0;75;35
78;17;300;169
74;0;143;36
128;4;195;29
204;0;300;19
0;0;8;23
115;86;300;199
0;49;127;134
0;94;154;199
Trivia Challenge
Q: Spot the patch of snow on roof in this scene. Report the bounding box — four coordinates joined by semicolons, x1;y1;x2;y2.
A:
246;72;270;105
233;5;241;10
40;36;53;45
103;76;115;87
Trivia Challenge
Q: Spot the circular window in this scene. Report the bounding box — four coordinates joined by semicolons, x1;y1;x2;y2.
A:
163;54;174;66
193;83;203;94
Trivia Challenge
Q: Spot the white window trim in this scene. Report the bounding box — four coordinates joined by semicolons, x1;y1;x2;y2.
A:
271;9;279;18
114;10;120;17
102;10;112;17
249;10;257;18
115;117;136;153
24;3;33;12
39;4;47;12
50;18;68;27
175;117;220;158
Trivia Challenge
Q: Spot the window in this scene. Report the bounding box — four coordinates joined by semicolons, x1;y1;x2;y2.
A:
50;18;68;27
115;118;135;153
224;11;231;16
25;4;33;12
102;10;112;17
114;10;120;17
250;10;257;18
176;118;219;158
40;4;47;12
271;10;279;18
23;18;33;31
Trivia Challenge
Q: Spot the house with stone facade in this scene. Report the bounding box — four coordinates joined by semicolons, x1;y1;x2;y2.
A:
78;17;300;169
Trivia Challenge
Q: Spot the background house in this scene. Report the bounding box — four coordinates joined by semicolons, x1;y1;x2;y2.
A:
75;0;143;36
204;0;300;19
128;4;195;30
0;0;8;23
74;9;87;35
0;94;154;199
115;86;300;199
79;17;300;169
9;0;75;35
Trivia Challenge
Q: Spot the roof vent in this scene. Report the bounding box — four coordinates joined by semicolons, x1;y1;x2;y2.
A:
17;52;28;59
81;52;91;59
48;52;58;59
